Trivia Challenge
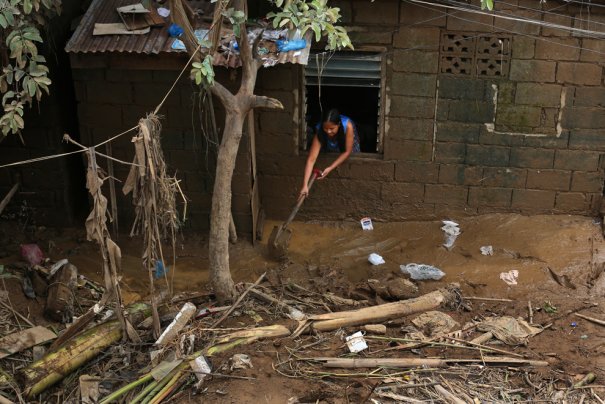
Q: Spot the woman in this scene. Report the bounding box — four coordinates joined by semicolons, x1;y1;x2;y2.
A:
300;109;360;197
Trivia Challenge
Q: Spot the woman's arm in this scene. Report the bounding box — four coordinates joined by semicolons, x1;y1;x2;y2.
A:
320;121;354;179
300;134;321;197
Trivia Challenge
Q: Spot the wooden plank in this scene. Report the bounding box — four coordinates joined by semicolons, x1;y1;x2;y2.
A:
0;183;19;216
0;326;56;359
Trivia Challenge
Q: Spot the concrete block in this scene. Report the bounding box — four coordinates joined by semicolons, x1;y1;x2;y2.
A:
400;3;446;26
574;87;605;108
438;164;483;185
515;83;562;106
482;167;527;188
511;189;555;209
509;60;556;82
512;36;535;59
425;184;468;204
580;39;605;62
434;142;465;163
571;171;604;193
478;131;525;147
354;0;398;25
496;105;542;128
468;187;512;207
348;29;393;45
569;129;605;151
437;122;480;143
510;147;554;168
77;104;123;129
345;160;395;181
447;10;493;31
395;161;439;183
556;62;602;85
134;82;179;107
258;65;293;90
439;77;485;100
107;69;153;82
393;27;440;50
497;10;541;35
526;169;571;191
71;69;105;81
542;13;572;36
523;133;569;149
392;51;439;73
535;38;580;61
388;96;435;118
390;73;436;97
466;144;510;166
384;139;432;161
554;150;601;171
381;182;424;204
563;107;605;130
387;118;433;141
555;192;590;211
447;100;495;123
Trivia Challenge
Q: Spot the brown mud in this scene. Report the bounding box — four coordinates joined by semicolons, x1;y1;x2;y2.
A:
1;213;604;402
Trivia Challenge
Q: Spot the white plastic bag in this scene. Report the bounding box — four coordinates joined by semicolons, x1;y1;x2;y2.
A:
368;253;385;265
400;263;445;280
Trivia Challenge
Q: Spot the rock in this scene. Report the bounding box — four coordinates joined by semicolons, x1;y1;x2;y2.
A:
411;311;460;337
387;277;419;299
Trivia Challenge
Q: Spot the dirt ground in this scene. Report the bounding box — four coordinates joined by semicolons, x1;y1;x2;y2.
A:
1;213;604;403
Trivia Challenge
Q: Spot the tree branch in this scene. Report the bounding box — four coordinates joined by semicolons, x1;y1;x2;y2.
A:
169;0;202;64
210;81;236;109
250;96;284;110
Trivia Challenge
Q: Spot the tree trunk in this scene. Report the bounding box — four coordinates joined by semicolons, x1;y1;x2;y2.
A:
209;110;244;302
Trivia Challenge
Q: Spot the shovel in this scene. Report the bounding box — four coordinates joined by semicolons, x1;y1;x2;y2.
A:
268;168;322;260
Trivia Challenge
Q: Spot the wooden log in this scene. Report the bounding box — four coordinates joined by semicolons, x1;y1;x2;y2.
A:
308;285;458;332
19;321;122;398
470;331;493;345
310;356;549;368
45;263;78;323
0;326;55;360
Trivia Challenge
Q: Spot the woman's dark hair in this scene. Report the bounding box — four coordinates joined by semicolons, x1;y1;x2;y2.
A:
317;108;346;152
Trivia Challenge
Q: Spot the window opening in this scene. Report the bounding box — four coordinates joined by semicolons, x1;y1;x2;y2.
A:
303;51;383;153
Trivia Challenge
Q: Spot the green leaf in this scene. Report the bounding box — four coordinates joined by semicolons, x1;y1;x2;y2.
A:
0;14;7;29
33;76;51;85
23;0;33;14
27;78;37;97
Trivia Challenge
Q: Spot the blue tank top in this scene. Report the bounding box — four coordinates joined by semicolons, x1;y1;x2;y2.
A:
317;115;361;153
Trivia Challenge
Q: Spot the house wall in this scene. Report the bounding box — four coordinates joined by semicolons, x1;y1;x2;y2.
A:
255;0;605;222
71;64;255;233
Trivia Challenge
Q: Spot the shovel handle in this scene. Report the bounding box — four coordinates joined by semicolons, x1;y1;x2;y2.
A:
282;169;321;228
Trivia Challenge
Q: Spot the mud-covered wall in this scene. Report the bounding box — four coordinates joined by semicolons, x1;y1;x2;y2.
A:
256;0;605;221
71;66;254;233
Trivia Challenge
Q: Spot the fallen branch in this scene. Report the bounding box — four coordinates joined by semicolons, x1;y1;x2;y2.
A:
575;313;605;327
434;384;466;404
0;183;19;216
308;356;549;368
307;285;459;332
212;272;266;328
463;296;513;303
247;287;307;320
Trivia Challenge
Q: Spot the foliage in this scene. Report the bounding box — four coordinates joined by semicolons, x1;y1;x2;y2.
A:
0;0;61;137
191;55;215;87
480;0;494;10
268;0;352;50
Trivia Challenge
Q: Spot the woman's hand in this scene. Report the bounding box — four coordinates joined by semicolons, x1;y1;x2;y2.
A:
319;166;334;179
299;184;310;198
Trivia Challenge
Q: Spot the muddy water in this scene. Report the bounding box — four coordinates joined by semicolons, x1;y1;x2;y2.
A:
53;213;604;303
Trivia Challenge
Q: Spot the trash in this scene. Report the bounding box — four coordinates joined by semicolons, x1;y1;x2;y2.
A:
345;331;368;353
480;245;493;256
547;267;576;289
22;275;36;299
276;38;307;52
151;359;183;381
499;269;519;285
412;311;460;337
154;260;168;279
368;253;385;265
400;263;445;280
167;23;184;37
189;354;212;389
571;322;578;327
573;372;596;388
543;301;557;313
287;307;306;321
441;220;460;249
79;375;101;404
0;326;56;359
20;243;44;266
477;316;543;345
155;302;197;346
157;7;170;17
48;258;68;277
230;353;253;370
580;334;588;339
362;324;387;335
360;217;374;230
45;263;78;323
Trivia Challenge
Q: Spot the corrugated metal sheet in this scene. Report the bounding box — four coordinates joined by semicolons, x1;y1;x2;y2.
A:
65;0;311;66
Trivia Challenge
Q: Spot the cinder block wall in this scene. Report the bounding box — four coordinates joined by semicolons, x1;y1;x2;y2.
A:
256;0;605;221
72;66;254;233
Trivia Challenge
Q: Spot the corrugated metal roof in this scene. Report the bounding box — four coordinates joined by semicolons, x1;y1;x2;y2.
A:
65;0;311;67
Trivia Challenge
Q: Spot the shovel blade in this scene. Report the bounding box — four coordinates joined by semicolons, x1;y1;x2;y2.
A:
268;226;292;260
